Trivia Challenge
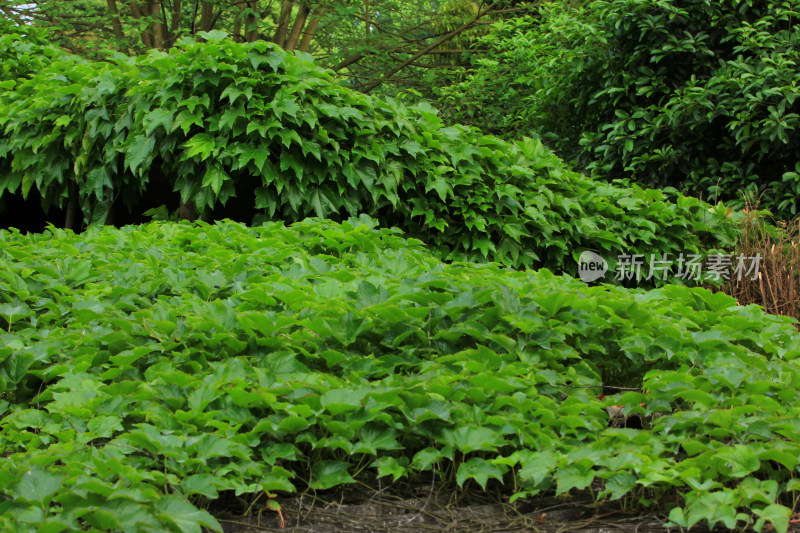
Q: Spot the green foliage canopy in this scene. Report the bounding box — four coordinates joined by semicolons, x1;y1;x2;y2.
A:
438;0;800;218
0;32;738;280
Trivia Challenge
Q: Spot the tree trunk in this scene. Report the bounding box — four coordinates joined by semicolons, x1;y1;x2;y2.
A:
273;0;293;48
131;2;154;48
284;3;310;51
199;1;214;32
106;0;126;43
104;201;116;226
169;0;182;46
364;0;370;37
150;1;166;49
298;13;319;52
243;1;260;42
64;181;81;231
179;200;199;221
233;8;243;42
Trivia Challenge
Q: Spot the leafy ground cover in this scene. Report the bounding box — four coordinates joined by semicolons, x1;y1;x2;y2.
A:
0;32;739;280
1;219;799;531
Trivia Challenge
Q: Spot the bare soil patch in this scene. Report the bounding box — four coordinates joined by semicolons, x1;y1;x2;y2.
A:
212;482;672;533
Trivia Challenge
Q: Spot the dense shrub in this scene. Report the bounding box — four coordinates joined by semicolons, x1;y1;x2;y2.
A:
438;0;800;218
0;219;799;531
0;31;739;279
0;32;66;82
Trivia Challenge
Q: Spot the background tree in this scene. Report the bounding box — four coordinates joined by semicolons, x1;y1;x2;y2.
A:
437;0;800;218
0;0;523;96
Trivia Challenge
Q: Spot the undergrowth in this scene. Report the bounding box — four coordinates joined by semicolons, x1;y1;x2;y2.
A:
0;219;798;532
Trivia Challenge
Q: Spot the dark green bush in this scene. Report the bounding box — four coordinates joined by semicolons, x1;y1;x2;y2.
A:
438;0;800;218
0;31;739;280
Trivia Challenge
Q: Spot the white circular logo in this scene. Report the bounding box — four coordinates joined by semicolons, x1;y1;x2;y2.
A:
578;251;608;282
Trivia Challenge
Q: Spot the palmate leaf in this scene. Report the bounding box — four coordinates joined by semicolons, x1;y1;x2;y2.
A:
155;495;222;533
375;456;407;483
201;163;229;196
143;108;174;136
183;133;216;160
247;49;284;72
272;96;300;121
320;388;366;415
755;504;791;533
554;463;594;496
447;426;504;454
236;147;269;173
456;458;506;490
310;461;355;490
124;134;155;174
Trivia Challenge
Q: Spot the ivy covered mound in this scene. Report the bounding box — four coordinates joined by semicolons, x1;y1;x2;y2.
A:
0;219;799;532
0;32;738;278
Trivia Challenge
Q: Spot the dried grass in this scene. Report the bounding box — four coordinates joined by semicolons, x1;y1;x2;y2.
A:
721;203;800;322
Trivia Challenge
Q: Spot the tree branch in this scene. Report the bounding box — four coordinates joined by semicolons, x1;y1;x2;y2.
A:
361;0;504;93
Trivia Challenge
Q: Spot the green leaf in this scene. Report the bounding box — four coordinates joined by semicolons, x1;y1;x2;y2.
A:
184;133;217;160
449;426;503;453
144;108;174;136
155;495;222;533
714;445;760;478
518;450;556;486
602;472;636;500
181;474;220;499
124;135;156;174
320;388;366;415
411;447;448;471
310;461;355;490
375;456;407;483
197;30;228;42
14;469;63;506
273;96;300;121
87;415;124;439
202;163;229;196
755;504;791;533
456;458;505;490
555;464;594;496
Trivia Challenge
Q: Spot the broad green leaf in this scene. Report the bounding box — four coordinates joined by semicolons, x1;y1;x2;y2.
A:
155;495;222;533
714;445;760;478
124;135;156;174
310;461;355;490
14;469;63;506
456;458;505;490
202;163;229;196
